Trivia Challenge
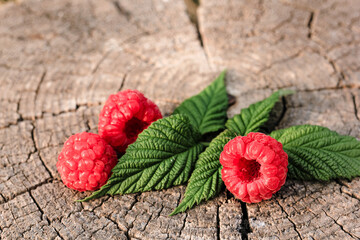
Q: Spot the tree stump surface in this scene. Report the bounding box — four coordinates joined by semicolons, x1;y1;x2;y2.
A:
0;0;359;239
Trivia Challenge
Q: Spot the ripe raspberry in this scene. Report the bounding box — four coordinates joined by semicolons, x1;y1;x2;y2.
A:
56;132;118;191
220;132;288;203
98;90;162;153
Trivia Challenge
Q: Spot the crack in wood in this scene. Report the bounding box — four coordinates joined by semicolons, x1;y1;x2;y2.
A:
30;122;53;179
274;96;288;129
121;193;141;234
118;73;128;92
28;190;46;222
183;0;212;70
216;205;220;240
112;0;149;35
16;98;24;123
28;189;67;239
0;101;104;130
82;196;110;212
308;47;347;88
178;212;188;237
52;226;65;240
104;216;128;240
307;11;315;38
336;180;360;201
34;71;47;107
92;51;111;74
298;85;360;92
251;0;265;35
256;51;303;74
351;93;360;121
328;59;346;87
99;193;141;239
275;199;303;240
0;193;5;202
239;201;251;240
269;11;294;33
323;210;357;239
84;118;91;131
112;0;131;21
0;179;55;204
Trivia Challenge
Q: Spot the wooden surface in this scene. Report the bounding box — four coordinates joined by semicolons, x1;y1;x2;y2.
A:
0;0;359;239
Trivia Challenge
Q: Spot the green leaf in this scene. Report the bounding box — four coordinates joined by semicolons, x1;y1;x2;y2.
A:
173;71;228;135
170;130;237;215
271;125;360;181
226;90;293;136
80;114;204;202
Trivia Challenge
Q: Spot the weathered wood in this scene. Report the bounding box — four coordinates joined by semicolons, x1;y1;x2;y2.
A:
198;0;360;239
0;0;359;239
248;181;360;239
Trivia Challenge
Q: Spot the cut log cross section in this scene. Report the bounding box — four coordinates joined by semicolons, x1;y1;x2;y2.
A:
0;0;359;239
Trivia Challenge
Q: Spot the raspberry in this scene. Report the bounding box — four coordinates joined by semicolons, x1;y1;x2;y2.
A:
56;132;118;191
98;90;162;153
220;132;288;203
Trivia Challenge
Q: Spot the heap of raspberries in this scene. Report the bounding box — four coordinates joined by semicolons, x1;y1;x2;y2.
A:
220;132;288;203
57;90;162;191
57;88;287;205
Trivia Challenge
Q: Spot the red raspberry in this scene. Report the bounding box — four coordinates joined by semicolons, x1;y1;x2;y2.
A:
220;132;288;203
98;90;162;153
56;132;117;191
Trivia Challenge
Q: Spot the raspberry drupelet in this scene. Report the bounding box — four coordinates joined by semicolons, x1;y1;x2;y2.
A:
220;132;288;203
57;132;118;191
98;90;162;153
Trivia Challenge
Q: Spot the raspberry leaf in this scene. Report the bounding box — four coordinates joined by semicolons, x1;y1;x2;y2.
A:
226;90;293;136
173;71;228;135
170;130;237;215
80;114;204;201
271;125;360;181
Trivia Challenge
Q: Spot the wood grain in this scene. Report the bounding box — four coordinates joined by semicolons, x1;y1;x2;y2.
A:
0;0;359;239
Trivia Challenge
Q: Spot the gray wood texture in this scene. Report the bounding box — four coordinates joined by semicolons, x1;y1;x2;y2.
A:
0;0;359;239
